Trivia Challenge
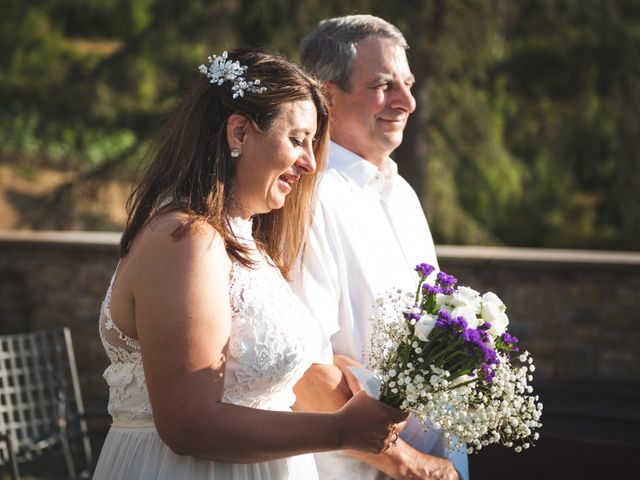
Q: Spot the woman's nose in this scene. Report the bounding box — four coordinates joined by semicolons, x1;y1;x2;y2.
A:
296;146;316;174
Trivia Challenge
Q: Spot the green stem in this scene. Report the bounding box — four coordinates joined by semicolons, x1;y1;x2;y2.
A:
415;275;425;304
429;336;465;364
446;376;479;392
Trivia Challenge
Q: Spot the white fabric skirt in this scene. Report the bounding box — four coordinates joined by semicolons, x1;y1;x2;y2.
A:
93;424;319;480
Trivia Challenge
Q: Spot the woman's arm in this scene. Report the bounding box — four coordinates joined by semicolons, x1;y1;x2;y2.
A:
125;214;405;463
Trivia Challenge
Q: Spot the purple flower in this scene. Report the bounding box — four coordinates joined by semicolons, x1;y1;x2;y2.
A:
436;309;453;329
415;263;436;277
422;284;443;295
502;332;519;345
442;286;455;295
481;345;498;364
404;311;422;322
500;332;520;352
462;327;481;344
451;316;468;330
437;271;458;287
482;364;496;382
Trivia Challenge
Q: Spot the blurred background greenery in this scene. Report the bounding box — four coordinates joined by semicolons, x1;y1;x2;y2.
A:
1;0;639;250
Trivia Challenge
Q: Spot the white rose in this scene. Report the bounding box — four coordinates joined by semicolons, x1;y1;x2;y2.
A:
481;292;509;336
488;310;509;336
482;291;505;310
435;292;448;307
414;314;437;342
451;305;480;328
450;286;482;311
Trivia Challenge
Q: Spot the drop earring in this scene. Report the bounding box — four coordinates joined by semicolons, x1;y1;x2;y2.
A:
230;148;241;158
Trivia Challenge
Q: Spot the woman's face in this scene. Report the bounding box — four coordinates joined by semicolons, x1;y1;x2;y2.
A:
231;100;318;217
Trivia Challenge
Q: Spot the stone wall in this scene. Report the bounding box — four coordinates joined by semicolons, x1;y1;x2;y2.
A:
0;231;120;414
2;231;640;416
436;245;640;386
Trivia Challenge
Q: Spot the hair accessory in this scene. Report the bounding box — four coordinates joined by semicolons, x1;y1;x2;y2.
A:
199;51;267;99
230;148;241;158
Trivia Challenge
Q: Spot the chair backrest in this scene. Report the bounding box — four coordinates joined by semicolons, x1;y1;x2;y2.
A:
0;327;91;467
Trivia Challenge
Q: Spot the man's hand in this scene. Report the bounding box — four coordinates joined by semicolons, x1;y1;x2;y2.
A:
351;438;460;480
334;354;366;395
294;361;461;480
293;362;352;412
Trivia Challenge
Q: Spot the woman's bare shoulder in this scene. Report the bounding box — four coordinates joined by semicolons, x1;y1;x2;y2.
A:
126;211;232;280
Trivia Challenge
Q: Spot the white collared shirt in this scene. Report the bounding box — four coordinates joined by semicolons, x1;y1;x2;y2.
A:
291;142;472;480
291;141;439;362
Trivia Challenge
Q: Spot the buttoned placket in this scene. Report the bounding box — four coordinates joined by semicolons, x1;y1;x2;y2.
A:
377;162;420;286
367;170;386;197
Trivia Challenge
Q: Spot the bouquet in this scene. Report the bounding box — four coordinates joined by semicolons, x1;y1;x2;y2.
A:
365;263;543;454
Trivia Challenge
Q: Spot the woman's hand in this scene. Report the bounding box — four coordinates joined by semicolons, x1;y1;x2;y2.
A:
336;391;409;454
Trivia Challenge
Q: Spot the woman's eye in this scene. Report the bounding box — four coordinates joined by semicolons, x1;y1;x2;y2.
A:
291;138;304;147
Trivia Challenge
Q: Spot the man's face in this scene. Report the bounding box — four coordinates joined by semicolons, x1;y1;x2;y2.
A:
327;35;416;167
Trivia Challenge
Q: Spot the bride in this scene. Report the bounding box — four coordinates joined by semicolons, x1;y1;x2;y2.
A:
93;47;407;480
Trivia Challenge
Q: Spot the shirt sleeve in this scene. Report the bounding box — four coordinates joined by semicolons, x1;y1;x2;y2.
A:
290;200;343;364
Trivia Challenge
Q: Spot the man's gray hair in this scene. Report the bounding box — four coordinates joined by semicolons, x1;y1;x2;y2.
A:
299;14;408;92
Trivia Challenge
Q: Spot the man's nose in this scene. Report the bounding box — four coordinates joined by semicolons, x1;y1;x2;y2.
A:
392;82;416;113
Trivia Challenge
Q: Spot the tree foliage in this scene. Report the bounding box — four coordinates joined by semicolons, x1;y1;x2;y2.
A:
1;0;638;250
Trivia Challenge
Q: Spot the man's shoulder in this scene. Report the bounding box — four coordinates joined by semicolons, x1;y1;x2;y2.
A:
387;163;420;196
393;170;414;188
316;166;356;203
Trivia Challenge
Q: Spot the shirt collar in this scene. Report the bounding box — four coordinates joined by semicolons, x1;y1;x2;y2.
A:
328;141;398;188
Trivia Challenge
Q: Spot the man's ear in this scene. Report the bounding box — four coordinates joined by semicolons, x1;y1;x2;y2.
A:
323;82;343;123
323;82;340;109
226;113;250;150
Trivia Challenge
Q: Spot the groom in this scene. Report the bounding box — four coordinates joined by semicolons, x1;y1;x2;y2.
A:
291;14;468;480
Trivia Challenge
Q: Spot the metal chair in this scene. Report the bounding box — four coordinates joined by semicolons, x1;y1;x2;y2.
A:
0;327;93;479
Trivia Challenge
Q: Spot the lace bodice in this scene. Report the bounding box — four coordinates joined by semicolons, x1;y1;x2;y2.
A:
98;217;326;422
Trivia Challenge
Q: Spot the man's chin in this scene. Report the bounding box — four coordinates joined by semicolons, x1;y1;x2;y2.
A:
377;133;403;153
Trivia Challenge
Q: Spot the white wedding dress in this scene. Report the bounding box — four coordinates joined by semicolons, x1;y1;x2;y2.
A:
93;218;327;479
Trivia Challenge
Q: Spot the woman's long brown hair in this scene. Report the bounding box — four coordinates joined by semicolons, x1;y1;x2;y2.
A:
120;47;329;278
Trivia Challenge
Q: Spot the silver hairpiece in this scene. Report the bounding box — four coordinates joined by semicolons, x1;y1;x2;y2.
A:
198;51;267;99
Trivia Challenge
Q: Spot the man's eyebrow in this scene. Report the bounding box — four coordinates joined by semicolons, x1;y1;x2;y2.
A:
369;74;394;85
368;73;416;85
